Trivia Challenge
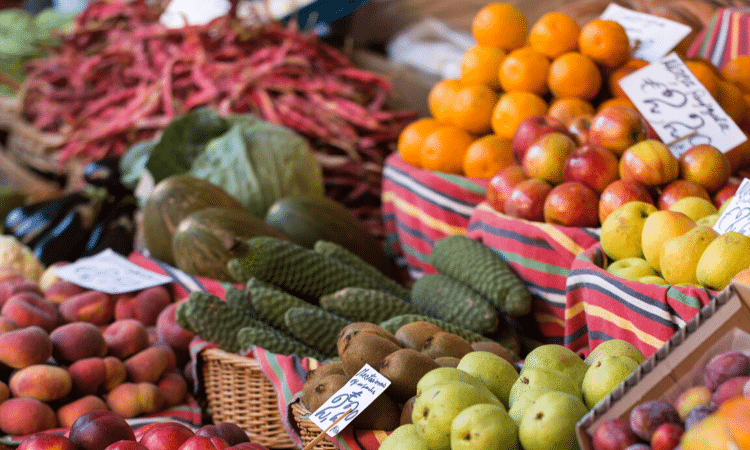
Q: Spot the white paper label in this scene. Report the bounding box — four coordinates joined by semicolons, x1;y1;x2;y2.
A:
160;0;231;28
713;178;750;235
54;249;173;294
309;364;391;437
618;52;748;158
600;3;692;62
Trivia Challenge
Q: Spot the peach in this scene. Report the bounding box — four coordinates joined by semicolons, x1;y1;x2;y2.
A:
0;325;53;369
1;291;60;331
0;380;8;403
155;300;195;359
114;286;172;326
9;363;72;402
68;357;106;396
39;262;70;291
157;371;188;408
0;397;57;435
103;319;150;360
56;395;109;429
44;280;88;305
17;433;77;450
50;321;108;364
124;346;171;384
106;382;165;419
177;436;229;450
195;423;250;446
104;442;149;450
152;342;178;374
102;356;127;392
138;422;194;450
68;410;136;450
0;277;43;308
0;315;18;332
58;291;116;326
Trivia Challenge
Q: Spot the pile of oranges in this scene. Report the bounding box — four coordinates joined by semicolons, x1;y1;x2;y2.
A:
397;2;750;179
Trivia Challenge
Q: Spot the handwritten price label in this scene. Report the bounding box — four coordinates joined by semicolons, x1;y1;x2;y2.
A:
714;178;750;235
600;4;692;62
618;53;748;158
309;364;390;437
54;249;173;294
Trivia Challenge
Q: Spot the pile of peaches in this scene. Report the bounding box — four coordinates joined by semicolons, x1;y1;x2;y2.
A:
0;262;199;437
485;104;740;228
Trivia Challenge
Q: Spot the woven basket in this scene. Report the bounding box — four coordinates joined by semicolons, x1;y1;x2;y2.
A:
290;401;338;450
200;347;295;449
0;96;20;131
7;116;68;175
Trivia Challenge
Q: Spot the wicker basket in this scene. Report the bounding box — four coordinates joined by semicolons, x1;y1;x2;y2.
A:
290;400;338;450
7;116;68;175
0;95;20;131
201;347;295;449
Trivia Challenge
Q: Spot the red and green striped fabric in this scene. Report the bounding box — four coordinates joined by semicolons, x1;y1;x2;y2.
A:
381;153;489;280
687;6;750;69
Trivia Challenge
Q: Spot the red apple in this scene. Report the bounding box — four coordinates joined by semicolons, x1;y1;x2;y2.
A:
486;164;529;213
543;181;600;227
195;423;250;446
650;422;683;450
563;144;620;194
598;179;655;224
104;442;150;450
568;114;593;147
588;105;649;156
713;179;740;209
225;444;269;450
139;422;194;450
619;139;679;187
503;178;553;222
68;410;136;450
18;433;78;450
679;144;731;194
591;417;640;450
177;436;229;450
656;179;711;210
522;132;578;185
511;115;571;163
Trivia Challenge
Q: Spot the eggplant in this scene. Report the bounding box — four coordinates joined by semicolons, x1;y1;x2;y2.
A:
82;194;137;257
32;209;89;266
4;192;90;247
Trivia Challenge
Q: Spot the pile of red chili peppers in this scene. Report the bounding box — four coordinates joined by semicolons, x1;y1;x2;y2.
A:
20;0;417;237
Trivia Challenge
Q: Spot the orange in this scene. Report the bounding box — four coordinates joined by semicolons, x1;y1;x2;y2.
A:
547;97;595;126
578;19;631;70
597;96;636;112
420;125;475;174
397;118;443;167
547;52;602;100
491;91;548;139
450;84;500;134
717;80;747;125
685;59;721;100
608;58;649;97
462;134;515;178
428;78;463;124
472;2;528;51
721;55;750;93
460;45;506;89
499;46;551;95
528;11;581;59
718;396;750;448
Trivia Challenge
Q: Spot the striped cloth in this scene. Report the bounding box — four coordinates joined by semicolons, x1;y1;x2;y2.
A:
381;153;488;280
687;6;750;69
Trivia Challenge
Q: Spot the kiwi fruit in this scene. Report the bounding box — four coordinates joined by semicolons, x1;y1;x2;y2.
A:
301;373;348;412
471;341;517;364
421;331;474;359
434;356;461;368
304;360;345;385
337;322;400;358
394;321;442;350
400;395;417;425
378;348;441;402
350;393;401;431
340;332;401;377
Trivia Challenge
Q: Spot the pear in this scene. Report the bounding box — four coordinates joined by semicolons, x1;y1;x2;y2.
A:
412;380;500;450
379;424;429;450
521;344;588;387
659;225;719;285
640;209;696;273
457;351;519;408
416;367;499;405
508;367;581;404
508;385;552;425
600;201;658;261
581;355;640;409
696;231;750;291
585;339;646;366
450;403;519;450
518;390;588;450
668;196;718;221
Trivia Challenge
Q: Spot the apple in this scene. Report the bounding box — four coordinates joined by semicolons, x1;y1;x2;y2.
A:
503;177;553;222
104;442;150;450
588;105;649;156
563;144;620;194
138;422;194;450
713;178;741;209
619;139;679;187
177;436;229;450
18;433;77;450
543;181;600;227
598;179;655;225
568;114;593;147
522;132;578;185
678;144;731;194
195;423;250;446
650;422;683;450
607;257;657;281
656;179;711;210
511;115;571;163
485;164;528;213
225;444;269;450
591;417;640;450
68;410;137;450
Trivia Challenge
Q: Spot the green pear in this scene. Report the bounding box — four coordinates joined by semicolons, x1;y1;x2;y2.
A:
450;403;519;450
507;385;552;425
581;355;640;409
412;380;499;450
696;231;750;291
600;201;658;261
585;338;645;366
660;225;719;285
417;367;500;405
379;424;430;450
518;390;589;450
521;344;588;387
508;367;581;404
457;351;519;408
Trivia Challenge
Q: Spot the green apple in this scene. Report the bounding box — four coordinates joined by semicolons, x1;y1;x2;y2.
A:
660;225;719;285
599;201;658;261
457;351;519;408
585;338;646;366
581;354;640;409
450;403;519;450
379;424;430;450
697;231;750;291
606;257;657;281
637;275;668;285
518;390;589;450
520;344;588;387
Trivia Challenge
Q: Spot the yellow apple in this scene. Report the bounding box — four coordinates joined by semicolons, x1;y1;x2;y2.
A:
660;225;719;285
619;139;679;187
638;275;669;285
607;257;657;281
668;196;718;222
696;231;750;291
600;201;658;261
641;210;696;273
696;213;720;227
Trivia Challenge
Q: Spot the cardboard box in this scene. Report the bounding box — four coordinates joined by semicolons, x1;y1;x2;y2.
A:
576;280;750;450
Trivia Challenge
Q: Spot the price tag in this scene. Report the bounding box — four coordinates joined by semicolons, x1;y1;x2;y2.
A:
54;249;173;294
309;364;390;437
713;178;750;235
600;3;692;62
618;52;748;158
